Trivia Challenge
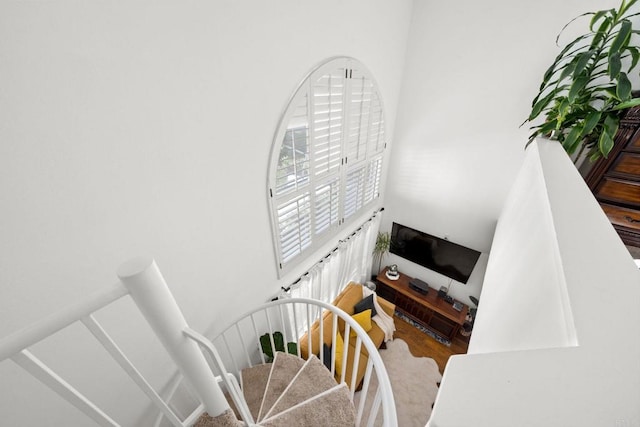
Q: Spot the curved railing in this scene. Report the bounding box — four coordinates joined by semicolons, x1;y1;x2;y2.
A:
173;297;397;427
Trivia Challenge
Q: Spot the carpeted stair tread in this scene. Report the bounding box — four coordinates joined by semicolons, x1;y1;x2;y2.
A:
257;352;306;421
240;362;272;420
260;384;355;427
263;355;338;420
194;352;356;426
193;409;243;427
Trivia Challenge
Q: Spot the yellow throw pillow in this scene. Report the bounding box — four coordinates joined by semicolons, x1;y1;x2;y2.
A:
350;309;372;338
334;332;344;376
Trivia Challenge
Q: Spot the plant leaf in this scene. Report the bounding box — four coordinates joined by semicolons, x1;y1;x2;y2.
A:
602;85;619;98
568;74;589;102
538;119;560;135
598;114;619;157
539;35;593;88
591;14;613;48
540;62;558;90
604;114;619;136
598;131;615;157
573;50;593;76
609;51;622;79
610;19;632;56
620;0;639;17
625;10;640;20
555;97;571;124
529;89;559;120
612;97;640;110
590;149;603;161
617;71;632;100
582;111;602;135
590;10;610;31
558;12;593;46
563;125;584;154
628;46;640;71
558;60;577;82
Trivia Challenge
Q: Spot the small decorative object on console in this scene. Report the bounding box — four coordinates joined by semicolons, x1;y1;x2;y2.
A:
452;301;464;312
385;264;399;280
437;286;448;299
408;277;429;294
460;321;473;337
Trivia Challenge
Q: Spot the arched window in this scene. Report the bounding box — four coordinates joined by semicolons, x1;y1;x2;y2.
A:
268;57;386;276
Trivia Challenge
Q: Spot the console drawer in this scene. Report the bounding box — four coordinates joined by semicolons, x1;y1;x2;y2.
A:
610;153;640;178
601;203;640;232
628;131;640;150
595;177;640;208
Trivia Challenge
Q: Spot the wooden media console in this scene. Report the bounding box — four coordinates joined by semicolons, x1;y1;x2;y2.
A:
375;267;469;342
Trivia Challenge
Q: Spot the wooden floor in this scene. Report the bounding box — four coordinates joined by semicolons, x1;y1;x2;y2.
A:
391;313;469;374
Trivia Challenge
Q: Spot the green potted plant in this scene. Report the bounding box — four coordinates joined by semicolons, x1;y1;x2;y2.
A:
260;331;297;362
372;231;391;276
524;0;640;161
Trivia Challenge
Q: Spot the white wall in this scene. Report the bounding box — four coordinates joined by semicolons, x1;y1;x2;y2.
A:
429;140;640;427
381;0;624;304
0;1;412;424
468;142;578;354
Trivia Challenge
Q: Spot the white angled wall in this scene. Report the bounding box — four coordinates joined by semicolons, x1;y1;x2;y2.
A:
468;142;578;354
0;2;412;425
429;140;640;427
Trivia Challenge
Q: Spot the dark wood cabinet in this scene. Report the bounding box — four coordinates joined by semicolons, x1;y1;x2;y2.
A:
585;106;640;246
375;267;468;342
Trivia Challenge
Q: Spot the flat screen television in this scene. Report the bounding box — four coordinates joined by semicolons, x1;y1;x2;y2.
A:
389;222;481;284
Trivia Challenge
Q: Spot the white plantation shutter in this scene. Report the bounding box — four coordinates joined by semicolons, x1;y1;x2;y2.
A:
344;164;366;220
346;68;373;165
269;57;387;275
368;91;385;155
311;69;345;178
276;94;310;196
364;157;383;204
314;177;340;235
277;194;312;264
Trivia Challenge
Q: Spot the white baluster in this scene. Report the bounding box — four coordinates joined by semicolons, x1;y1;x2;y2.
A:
117;257;230;418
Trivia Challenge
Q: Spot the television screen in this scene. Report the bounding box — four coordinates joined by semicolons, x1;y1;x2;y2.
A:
389;222;481;284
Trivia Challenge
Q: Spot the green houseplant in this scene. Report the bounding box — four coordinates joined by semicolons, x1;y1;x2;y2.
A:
259;331;297;362
372;231;391;275
525;0;640;161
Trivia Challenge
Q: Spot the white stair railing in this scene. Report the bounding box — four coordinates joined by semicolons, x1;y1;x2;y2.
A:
1;257;397;426
117;257;231;420
179;297;397;427
0;258;231;427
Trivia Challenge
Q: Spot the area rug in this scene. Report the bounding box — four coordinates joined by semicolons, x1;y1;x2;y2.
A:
394;310;451;346
354;339;442;427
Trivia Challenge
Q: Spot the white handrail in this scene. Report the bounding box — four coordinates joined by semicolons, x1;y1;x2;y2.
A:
116;257;230;419
206;297;397;427
183;327;256;426
0;282;127;361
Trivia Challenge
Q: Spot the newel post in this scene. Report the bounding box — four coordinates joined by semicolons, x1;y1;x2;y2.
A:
117;257;229;418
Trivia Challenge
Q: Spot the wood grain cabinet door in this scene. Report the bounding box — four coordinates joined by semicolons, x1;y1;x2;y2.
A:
585;105;640;246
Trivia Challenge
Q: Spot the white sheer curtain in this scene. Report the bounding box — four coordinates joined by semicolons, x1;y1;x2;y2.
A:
362;215;381;280
336;214;381;288
285;212;382;335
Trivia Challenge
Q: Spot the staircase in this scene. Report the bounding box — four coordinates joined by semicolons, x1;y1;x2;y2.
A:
170;292;398;427
0;258;396;427
195;352;355;426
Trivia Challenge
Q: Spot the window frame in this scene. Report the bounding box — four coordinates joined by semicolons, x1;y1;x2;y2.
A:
268;57;387;277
